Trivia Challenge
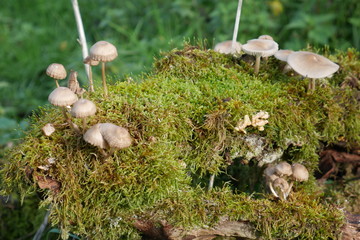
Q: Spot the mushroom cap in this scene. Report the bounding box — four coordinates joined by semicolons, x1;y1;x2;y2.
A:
70;99;97;118
90;41;118;62
48;87;78;107
214;40;242;54
291;163;309;182
287;51;339;79
46;63;67;80
99;123;132;149
242;39;279;57
83;56;100;66
273;177;290;192
258;35;273;41
84;124;108;149
274;49;294;62
274;162;292;176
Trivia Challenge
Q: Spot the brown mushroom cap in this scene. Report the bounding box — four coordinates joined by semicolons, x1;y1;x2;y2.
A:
273;177;290;192
70;99;97;118
287;51;339;79
291;163;309;182
274;50;294;62
48;87;78;107
83;56;100;66
242;39;279;57
274;162;292;176
46;63;67;80
214;40;242;54
99;123;132;149
90;41;118;62
84;124;108;149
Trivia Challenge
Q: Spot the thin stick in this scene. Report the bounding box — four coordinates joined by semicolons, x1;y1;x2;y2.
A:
32;206;51;240
71;0;90;81
208;174;215;191
231;0;243;50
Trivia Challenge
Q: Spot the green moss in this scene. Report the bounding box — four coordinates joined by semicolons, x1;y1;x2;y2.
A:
1;45;359;239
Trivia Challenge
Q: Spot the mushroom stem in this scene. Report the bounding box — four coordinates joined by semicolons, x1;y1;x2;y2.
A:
88;66;94;92
208;174;215;191
55;80;60;88
101;62;108;98
254;55;261;74
285;181;293;199
82;118;87;133
62;108;80;133
269;181;279;198
307;78;316;93
98;147;108;157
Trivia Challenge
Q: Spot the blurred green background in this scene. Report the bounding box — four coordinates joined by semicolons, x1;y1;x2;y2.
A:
0;0;359;238
0;0;359;147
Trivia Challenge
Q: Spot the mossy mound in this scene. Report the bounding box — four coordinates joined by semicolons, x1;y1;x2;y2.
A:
1;45;359;239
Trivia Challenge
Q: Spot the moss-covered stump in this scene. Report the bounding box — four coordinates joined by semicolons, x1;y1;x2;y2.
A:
1;45;359;239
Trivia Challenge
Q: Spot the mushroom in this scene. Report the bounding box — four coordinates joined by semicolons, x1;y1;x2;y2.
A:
46;63;67;88
286;51;339;92
84;124;109;156
274;49;294;73
83;56;99;93
89;41;118;98
274;161;292;177
242;39;279;74
70;99;97;132
48;87;80;133
99;123;132;155
272;177;290;200
214;40;242;55
68;70;86;96
285;163;309;197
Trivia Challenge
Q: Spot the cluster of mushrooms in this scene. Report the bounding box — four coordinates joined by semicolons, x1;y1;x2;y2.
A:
264;162;309;200
43;40;132;158
214;35;339;91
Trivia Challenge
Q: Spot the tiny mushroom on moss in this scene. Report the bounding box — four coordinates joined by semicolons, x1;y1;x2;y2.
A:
99;123;132;155
285;163;309;197
84;124;109;156
90;41;118;98
274;161;292;177
48;87;80;133
46;63;67;88
70;99;97;132
214;40;242;55
42;123;56;136
242;39;279;74
274;49;294;73
272;177;290;200
287;51;339;92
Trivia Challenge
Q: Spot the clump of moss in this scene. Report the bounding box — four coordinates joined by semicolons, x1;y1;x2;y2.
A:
1;45;359;239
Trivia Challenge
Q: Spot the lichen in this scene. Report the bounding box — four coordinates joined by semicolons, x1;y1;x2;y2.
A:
1;45;359;239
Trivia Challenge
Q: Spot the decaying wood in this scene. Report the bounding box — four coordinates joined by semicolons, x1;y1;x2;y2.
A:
341;213;360;240
134;219;258;240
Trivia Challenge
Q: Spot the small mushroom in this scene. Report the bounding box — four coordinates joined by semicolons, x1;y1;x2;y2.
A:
89;41;118;98
274;161;292;177
48;87;80;133
46;63;67;88
99;123;132;155
83;56;99;92
274;49;294;73
83;124;108;156
242;39;278;74
272;177;290;200
70;99;97;132
285;163;309;197
214;40;242;55
287;51;339;92
68;70;86;96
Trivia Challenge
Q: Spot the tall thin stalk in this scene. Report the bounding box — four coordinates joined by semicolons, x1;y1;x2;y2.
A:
71;0;90;84
231;0;243;49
